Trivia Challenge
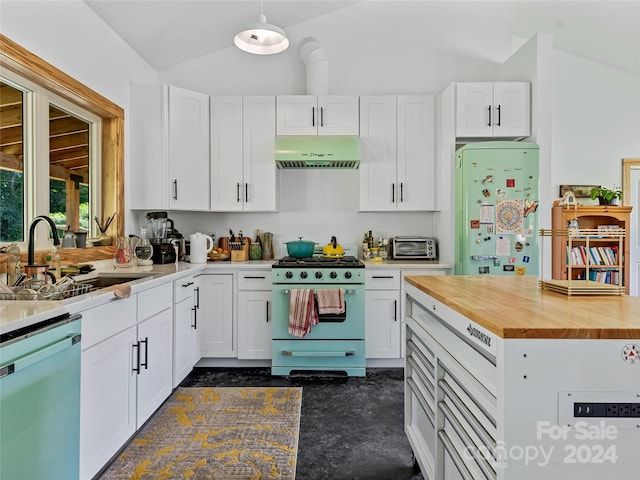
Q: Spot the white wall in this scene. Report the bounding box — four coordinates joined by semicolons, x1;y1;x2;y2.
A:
552;51;640;191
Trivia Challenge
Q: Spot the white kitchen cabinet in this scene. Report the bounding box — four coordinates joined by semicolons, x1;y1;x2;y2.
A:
237;270;272;360
276;95;359;135
129;84;210;210
135;307;173;425
210;96;277;211
173;275;201;387
359;95;436;211
365;270;401;358
199;273;235;357
455;82;530;138
80;322;137;480
80;282;174;480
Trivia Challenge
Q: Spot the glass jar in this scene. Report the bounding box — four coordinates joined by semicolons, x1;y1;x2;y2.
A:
135;227;154;265
114;237;135;268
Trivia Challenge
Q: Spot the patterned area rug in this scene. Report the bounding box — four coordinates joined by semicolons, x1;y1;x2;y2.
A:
99;387;302;480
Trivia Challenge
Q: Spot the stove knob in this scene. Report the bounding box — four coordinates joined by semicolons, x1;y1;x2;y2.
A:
344;271;352;279
330;271;337;279
285;271;293;279
315;271;323;279
300;271;308;279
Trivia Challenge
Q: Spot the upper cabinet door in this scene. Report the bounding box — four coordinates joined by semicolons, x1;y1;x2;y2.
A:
243;96;277;212
359;96;397;212
276;95;317;135
455;82;494;137
210;96;244;212
168;86;210;210
396;95;436;211
276;95;359;135
455;82;530;138
317;95;359;135
492;82;530;138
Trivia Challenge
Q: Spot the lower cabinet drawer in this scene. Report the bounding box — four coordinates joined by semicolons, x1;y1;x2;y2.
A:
271;340;365;368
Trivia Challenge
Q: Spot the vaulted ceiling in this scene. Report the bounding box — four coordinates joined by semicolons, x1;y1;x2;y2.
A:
84;1;640;75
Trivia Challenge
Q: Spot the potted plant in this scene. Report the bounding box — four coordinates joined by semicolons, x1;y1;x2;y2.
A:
590;185;622;205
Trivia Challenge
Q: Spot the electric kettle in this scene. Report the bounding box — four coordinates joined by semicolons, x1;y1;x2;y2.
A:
189;233;214;264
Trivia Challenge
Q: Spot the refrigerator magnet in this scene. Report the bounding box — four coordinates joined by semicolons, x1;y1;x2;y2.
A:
523;256;530;263
495;189;507;197
524;199;539;216
506;179;515;188
509;257;517;264
503;265;515;272
482;175;493;184
514;241;524;252
515;266;526;276
470;220;480;229
478;266;490;274
482;189;491;197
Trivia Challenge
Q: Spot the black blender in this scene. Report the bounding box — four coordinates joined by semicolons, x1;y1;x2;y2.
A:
146;211;176;264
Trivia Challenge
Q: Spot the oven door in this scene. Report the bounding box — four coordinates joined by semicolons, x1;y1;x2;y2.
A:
271;284;365;339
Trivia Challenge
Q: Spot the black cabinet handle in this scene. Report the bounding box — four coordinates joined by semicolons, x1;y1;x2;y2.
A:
392;183;395;203
194;286;200;309
243;276;266;280
487;105;492;126
173;179;178;200
312;106;315;127
245;183;248;202
394;300;398;322
182;281;194;288
320;106;324;127
400;183;404;203
497;104;501;126
372;275;394;279
191;306;197;329
266;300;270;323
132;341;141;374
236;183;241;202
140;337;148;370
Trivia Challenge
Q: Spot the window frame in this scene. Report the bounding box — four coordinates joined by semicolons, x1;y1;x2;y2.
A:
0;34;124;247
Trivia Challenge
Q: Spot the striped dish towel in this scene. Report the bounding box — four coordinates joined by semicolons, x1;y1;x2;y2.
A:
316;289;345;315
288;289;318;338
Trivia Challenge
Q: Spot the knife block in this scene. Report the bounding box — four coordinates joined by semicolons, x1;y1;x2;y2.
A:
230;238;250;262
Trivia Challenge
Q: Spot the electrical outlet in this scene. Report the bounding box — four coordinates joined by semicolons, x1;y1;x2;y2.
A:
606;403;619;417
618;403;631;417
631;403;640;417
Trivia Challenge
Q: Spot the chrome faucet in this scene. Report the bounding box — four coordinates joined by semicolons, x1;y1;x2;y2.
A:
27;215;61;266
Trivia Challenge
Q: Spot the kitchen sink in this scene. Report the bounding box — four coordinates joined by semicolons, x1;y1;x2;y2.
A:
0;273;156;301
77;273;155;290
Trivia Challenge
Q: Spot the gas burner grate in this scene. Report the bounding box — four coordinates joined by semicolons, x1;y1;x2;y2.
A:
274;256;363;268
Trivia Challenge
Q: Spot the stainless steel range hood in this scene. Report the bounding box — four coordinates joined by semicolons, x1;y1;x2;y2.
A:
274;136;360;169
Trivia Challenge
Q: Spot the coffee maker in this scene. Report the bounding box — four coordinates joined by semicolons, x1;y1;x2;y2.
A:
146;211;176;264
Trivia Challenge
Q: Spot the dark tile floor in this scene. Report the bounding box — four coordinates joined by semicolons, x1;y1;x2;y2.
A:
182;367;424;480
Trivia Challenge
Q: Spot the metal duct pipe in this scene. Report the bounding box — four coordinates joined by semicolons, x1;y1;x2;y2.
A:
300;37;328;95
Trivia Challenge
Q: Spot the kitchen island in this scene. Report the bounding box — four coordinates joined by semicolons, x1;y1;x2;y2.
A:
403;275;640;480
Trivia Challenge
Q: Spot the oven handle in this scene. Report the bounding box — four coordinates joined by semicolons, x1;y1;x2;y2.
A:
282;351;355;357
281;288;356;295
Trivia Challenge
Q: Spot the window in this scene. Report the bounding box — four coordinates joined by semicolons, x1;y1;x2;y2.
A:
1;35;124;249
0;73;101;244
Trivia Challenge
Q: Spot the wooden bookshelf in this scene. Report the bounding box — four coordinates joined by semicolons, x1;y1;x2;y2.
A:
547;204;632;294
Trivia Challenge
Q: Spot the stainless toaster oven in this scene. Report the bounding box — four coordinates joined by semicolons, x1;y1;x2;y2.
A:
391;237;437;260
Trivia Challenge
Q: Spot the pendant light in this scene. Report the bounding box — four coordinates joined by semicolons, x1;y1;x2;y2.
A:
234;0;289;55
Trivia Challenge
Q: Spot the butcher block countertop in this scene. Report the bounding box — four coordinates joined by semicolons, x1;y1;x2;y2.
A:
404;275;640;339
